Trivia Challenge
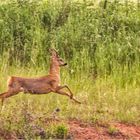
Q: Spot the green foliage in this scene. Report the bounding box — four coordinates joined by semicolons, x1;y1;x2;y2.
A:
0;0;140;139
108;126;119;135
54;124;68;139
46;123;68;139
0;0;140;75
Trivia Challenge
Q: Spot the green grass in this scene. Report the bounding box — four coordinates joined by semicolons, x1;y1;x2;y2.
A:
0;66;140;139
0;66;140;122
0;0;140;73
108;125;119;135
0;0;140;139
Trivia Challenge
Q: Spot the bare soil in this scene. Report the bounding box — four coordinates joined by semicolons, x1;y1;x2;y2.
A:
68;120;140;140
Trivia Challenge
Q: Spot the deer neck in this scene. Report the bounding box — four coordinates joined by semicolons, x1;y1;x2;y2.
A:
49;59;60;79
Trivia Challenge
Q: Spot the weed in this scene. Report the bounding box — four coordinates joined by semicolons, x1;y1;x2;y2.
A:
55;124;68;139
46;122;68;139
108;126;119;136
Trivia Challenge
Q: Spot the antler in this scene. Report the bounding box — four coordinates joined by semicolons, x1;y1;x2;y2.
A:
49;48;58;53
49;48;58;57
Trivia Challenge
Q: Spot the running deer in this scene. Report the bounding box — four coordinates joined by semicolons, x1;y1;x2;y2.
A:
0;48;81;107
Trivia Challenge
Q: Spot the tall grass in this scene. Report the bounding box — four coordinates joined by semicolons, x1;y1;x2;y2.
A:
0;0;140;74
0;0;140;139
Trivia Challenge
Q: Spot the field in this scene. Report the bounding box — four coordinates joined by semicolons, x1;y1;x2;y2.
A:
0;0;140;139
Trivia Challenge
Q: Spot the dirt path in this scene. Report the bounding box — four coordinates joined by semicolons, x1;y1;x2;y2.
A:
68;120;140;139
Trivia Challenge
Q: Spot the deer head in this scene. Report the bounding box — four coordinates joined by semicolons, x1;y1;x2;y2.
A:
49;48;67;66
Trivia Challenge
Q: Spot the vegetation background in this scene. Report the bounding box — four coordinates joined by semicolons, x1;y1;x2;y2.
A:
0;0;140;139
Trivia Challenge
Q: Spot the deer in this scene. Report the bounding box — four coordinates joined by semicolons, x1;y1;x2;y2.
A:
0;48;81;108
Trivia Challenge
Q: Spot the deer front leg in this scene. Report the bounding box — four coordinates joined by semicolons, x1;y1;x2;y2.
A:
55;90;81;104
56;85;73;99
55;89;70;97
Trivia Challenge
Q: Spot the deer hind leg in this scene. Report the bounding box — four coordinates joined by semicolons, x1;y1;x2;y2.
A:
0;92;8;106
0;88;21;106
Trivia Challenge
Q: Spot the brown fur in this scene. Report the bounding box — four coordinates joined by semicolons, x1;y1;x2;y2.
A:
0;49;81;106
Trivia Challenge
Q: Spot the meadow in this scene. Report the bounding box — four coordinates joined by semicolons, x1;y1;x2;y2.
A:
0;0;140;139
